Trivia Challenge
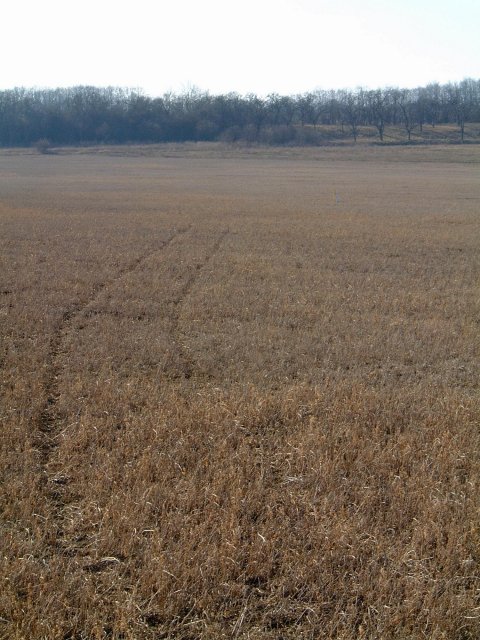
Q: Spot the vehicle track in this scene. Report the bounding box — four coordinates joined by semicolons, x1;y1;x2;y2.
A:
170;228;229;379
36;226;190;530
35;224;226;563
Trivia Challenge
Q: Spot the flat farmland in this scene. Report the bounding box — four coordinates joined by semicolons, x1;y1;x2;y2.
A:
0;144;479;639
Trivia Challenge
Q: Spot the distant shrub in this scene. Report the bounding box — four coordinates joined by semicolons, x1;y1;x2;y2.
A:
260;125;297;145
294;126;324;146
34;138;52;154
195;119;219;141
219;126;242;143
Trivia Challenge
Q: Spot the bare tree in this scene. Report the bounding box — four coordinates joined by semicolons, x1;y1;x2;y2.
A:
398;90;417;142
341;91;363;143
446;82;470;143
367;89;388;142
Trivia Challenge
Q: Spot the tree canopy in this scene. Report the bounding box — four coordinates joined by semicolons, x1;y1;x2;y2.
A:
1;80;479;147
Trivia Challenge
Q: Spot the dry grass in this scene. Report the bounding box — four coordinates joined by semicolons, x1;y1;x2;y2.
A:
0;144;479;639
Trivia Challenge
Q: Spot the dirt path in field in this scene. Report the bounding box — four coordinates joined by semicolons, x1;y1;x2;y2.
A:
36;226;190;530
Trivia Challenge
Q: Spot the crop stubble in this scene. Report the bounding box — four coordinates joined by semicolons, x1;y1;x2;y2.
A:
0;145;479;639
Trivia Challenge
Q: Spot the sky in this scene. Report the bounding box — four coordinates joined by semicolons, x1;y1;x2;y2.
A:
2;0;479;96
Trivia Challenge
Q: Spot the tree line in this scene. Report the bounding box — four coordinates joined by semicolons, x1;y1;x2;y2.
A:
1;79;479;148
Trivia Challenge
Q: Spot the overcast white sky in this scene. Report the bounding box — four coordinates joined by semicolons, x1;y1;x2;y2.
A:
2;0;479;96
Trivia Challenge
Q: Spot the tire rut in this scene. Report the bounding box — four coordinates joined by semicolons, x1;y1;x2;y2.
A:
170;228;229;380
35;225;190;526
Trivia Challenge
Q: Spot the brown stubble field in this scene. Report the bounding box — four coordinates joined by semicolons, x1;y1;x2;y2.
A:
0;144;479;639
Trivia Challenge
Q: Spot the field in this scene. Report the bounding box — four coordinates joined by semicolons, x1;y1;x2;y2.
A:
1;144;479;639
